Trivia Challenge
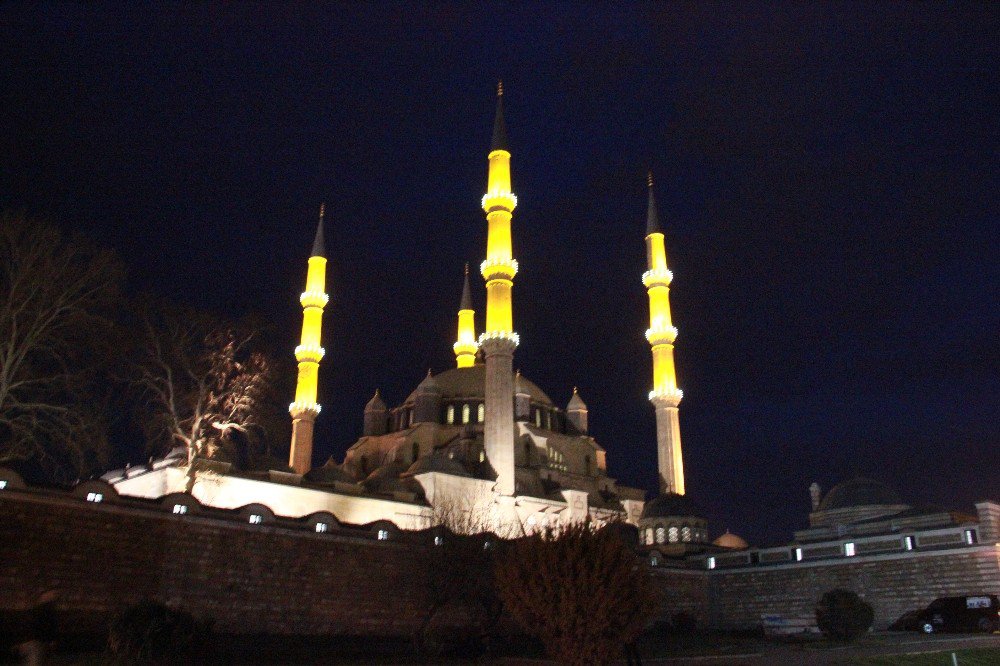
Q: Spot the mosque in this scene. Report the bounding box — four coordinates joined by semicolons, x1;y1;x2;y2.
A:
109;85;717;544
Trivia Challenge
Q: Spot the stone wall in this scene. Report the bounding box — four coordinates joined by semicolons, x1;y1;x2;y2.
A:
1;490;430;636
707;546;1000;630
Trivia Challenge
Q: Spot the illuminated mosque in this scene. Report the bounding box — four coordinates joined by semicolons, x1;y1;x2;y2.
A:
110;85;715;546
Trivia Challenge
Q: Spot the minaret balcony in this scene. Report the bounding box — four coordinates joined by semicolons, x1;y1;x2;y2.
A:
479;330;520;349
294;344;326;363
300;290;330;308
289;401;321;418
482;190;518;213
453;340;479;356
480;257;518;281
642;268;673;288
649;388;683;407
645;326;678;346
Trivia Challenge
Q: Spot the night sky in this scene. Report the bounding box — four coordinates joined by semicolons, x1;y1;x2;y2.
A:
2;4;997;545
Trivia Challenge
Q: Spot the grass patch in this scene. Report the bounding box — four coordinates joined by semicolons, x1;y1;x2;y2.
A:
858;647;1000;665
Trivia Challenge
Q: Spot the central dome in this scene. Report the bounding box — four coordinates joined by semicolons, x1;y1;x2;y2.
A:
405;365;553;406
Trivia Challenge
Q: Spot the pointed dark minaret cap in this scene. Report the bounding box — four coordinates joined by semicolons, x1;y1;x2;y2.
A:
460;263;473;310
491;80;508;152
311;203;326;257
646;173;661;236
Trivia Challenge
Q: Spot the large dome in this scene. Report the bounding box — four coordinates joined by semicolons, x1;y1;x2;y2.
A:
641;493;704;519
404;365;553;406
818;477;903;511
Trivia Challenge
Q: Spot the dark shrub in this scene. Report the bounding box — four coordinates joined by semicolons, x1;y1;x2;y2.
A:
107;599;209;664
815;589;874;641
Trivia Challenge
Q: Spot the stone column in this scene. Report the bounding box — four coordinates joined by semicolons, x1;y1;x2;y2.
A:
482;337;517;496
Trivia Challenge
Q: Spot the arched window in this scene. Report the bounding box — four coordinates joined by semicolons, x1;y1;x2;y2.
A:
411;441;419;462
477;403;485;423
644;528;654;546
534;409;541;427
681;526;692;542
544;410;551;429
668;527;679;543
446;405;455;424
407;410;413;426
462;404;471;424
655;527;665;544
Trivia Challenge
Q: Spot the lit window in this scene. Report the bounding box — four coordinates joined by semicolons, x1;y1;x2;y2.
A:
904;536;914;551
964;529;977;545
682;527;692;542
534;410;541;427
172;504;187;515
477;403;485;423
86;492;103;503
462;404;471;424
707;557;716;570
544;411;551;429
844;542;855;557
650;554;659;566
446;405;455;424
434;536;444;546
479;450;485;463
0;480;7;489
377;529;389;541
315;522;328;533
668;527;679;543
794;548;803;561
655;527;665;544
249;514;263;524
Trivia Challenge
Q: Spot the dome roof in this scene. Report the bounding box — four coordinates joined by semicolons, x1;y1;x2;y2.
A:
567;387;587;411
641;493;704;519
405;451;470;477
818;477;903;512
713;530;749;550
305;458;357;485
405;365;552;406
415;370;440;393
364;389;387;412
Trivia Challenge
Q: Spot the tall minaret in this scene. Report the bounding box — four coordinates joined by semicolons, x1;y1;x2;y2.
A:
643;174;685;495
453;263;478;368
480;81;519;496
288;204;329;474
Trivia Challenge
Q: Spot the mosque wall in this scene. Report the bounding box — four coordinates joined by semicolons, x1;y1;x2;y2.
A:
706;545;1000;630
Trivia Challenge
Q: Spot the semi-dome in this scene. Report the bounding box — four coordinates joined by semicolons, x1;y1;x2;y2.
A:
305;458;357;485
818;477;903;512
405;451;471;477
641;493;703;519
405;365;553;406
713;530;749;550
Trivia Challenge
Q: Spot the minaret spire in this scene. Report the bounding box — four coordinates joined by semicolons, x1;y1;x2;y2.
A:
453;263;478;368
288;205;331;474
480;81;519;496
642;174;685;495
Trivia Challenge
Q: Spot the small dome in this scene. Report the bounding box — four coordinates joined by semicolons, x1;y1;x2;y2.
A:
364;389;387;412
818;477;903;511
713;530;748;550
362;460;409;493
641;493;704;519
405;451;470;477
305;458;357;485
567;387;587;411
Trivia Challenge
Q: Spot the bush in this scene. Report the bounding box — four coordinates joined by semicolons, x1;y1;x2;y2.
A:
107;599;209;664
815;589;874;641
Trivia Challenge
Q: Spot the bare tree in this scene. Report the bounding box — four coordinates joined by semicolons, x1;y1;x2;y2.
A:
495;520;657;666
0;213;121;479
133;305;276;492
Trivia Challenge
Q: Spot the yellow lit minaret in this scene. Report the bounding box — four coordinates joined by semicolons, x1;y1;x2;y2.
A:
480;81;519;496
288;204;329;474
643;174;685;495
453;263;478;368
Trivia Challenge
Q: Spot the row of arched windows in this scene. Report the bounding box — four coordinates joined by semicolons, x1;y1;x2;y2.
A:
446;402;485;425
643;525;707;546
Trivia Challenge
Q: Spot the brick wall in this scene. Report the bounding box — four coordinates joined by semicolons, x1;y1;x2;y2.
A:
707;547;1000;630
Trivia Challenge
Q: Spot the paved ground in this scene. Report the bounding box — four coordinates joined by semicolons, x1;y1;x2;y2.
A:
644;632;1000;665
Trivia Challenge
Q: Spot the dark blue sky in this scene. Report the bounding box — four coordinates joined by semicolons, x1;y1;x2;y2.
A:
2;3;997;544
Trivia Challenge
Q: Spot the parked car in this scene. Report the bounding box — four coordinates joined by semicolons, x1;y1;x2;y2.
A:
916;595;999;633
